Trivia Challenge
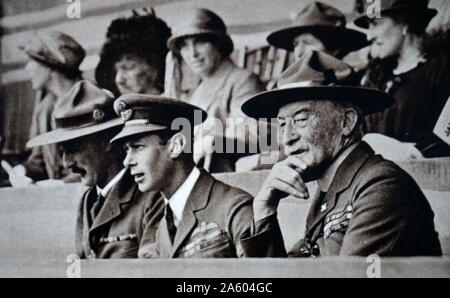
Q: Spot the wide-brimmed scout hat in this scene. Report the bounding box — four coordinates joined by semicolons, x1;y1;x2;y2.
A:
27;80;123;147
241;50;395;119
95;11;171;95
21;31;86;73
354;0;437;29
110;93;207;143
267;1;369;54
167;7;234;57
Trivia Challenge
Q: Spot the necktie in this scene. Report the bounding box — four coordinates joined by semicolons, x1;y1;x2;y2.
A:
90;193;105;222
165;204;177;244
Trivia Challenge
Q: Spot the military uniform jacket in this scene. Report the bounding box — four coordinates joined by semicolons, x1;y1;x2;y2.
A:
138;170;255;258
75;172;164;258
243;142;442;257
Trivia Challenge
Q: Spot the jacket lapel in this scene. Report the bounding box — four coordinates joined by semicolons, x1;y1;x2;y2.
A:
82;188;94;256
305;142;374;240
90;172;135;232
170;170;214;257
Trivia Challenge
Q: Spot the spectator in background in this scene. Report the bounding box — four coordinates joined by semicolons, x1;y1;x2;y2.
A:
7;31;85;187
355;0;450;158
267;1;368;60
166;8;264;172
238;1;370;171
95;9;171;97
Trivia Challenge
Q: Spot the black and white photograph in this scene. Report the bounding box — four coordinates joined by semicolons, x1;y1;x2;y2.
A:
0;0;449;281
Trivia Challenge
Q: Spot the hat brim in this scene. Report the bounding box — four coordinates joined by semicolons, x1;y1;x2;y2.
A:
110;123;168;143
167;31;234;57
25;52;81;75
267;26;369;53
242;86;395;119
26;118;124;148
354;8;437;29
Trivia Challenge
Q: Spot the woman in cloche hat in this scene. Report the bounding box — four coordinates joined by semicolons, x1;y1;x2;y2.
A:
167;8;264;173
268;1;368;60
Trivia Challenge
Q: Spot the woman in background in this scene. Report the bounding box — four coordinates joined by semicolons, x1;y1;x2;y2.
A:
96;9;171;96
167;8;264;172
267;1;368;60
355;0;450;158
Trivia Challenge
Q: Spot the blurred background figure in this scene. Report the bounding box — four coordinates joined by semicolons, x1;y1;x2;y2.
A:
355;0;450;158
267;1;369;60
5;31;85;187
166;8;264;173
95;9;171;97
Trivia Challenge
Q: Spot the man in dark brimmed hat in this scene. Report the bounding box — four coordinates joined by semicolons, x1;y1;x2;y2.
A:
267;1;369;60
167;7;264;173
95;10;171;97
7;31;85;187
110;94;274;258
240;50;442;257
27;80;164;259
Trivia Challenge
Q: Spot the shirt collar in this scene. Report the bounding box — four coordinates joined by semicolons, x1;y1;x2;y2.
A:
96;168;127;198
317;142;360;192
164;167;201;227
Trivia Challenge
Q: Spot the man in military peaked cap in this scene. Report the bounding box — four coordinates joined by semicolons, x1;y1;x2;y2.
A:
110;94;279;258
240;50;442;257
27;80;164;258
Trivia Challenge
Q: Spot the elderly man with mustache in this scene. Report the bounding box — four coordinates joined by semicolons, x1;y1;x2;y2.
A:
240;50;442;257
